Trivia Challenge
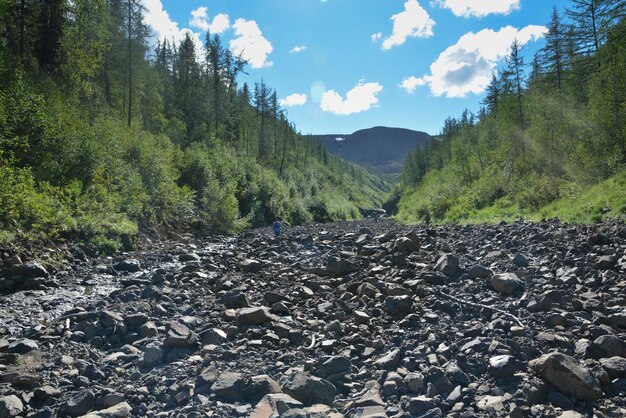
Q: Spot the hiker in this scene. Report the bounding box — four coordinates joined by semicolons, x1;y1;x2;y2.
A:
424;212;431;226
272;220;283;238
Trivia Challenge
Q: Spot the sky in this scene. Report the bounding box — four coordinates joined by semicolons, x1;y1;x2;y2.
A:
144;0;566;135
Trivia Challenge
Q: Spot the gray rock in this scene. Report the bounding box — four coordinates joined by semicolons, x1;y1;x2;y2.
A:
409;396;436;415
211;372;245;401
0;395;24;418
600;356;626;378
468;265;491;279
221;289;250;309
249;393;303;418
283;370;337;406
235;307;274;326
7;338;38;354
490;273;524;295
529;352;602;401
354;382;385;408
405;372;425;393
63;389;95;416
595;255;617;270
163;321;199;348
489;355;519;378
78;402;132;417
435;255;459;276
143;342;164;366
395;236;419;253
240;258;262;273
590;335;624;359
375;349;402;370
99;310;123;328
139;321;158;338
384;295;413;316
326;257;358;276
113;259;140;272
318;356;351;379
10;261;49;278
34;385;62;401
246;374;282;402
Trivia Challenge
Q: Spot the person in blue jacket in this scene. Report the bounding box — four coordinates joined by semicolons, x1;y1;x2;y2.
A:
272;220;283;238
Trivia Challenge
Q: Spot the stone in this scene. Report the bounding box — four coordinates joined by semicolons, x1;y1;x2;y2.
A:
468;265;491;279
395;236;419;253
405;372;425;393
34;385;62;401
318;356;351;379
326;257;357;276
235;307;274;326
600;356;626;378
6;338;38;354
163;321;199;348
283;370;337;406
139;321;158;338
375;349;402;370
409;396;436;415
247;375;282;402
143;342;164;366
435;255;459;276
529;352;602;401
113;259;140;272
78;402;132;417
384;295;413;316
354;382;385;408
240;259;262;273
595;255;617;270
0;395;23;418
490;273;524;295
590;335;624;359
489;355;519;378
123;313;148;327
354;310;370;325
10;261;49;278
250;394;303;418
99;310;123;328
221;289;250;309
63;389;95;416
211;372;246;401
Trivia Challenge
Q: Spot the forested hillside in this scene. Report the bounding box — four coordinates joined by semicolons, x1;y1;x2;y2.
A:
396;1;626;223
0;1;386;251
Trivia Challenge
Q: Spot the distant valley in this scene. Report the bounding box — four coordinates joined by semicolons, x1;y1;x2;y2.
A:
314;126;432;176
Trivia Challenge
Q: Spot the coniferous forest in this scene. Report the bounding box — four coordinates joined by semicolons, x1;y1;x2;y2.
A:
396;1;626;224
0;0;386;251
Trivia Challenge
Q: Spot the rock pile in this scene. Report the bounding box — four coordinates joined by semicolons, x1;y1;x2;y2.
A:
0;219;625;417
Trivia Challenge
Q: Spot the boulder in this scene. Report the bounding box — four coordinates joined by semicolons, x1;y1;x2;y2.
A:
9;262;49;278
113;259;140;272
394;236;419;253
326;258;357;276
250;394;303;418
600;357;626;378
78;402;132;417
384;295;413;316
6;338;38;354
163;321;199;348
63;389;95;416
435;255;459;277
490;273;524;295
235;307;274;326
283;370;337;406
529;352;602;401
0;395;23;418
240;259;262;273
211;372;246;401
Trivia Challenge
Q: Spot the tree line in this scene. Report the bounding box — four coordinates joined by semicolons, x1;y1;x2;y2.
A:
398;0;625;221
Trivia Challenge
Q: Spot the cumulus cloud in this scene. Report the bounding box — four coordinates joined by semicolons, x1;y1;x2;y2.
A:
405;25;545;98
371;32;382;42
290;45;307;54
230;18;274;69
321;81;384;115
142;0;203;52
434;0;521;18
280;93;308;107
189;7;230;34
399;76;427;94
382;0;435;50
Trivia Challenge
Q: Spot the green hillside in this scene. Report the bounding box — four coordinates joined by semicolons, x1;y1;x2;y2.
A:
395;2;626;225
0;1;386;251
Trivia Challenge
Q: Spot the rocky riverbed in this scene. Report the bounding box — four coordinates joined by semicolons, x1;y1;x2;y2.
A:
0;219;625;417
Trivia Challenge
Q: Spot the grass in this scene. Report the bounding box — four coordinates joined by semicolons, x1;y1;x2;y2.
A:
397;171;626;225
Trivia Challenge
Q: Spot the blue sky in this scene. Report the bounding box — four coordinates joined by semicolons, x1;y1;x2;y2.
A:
144;0;566;135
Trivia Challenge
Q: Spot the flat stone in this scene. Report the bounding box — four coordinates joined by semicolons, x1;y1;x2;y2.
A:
250;393;303;418
163;321;199;348
10;262;49;278
529;352;602;401
235;307;275;326
7;338;38;354
78;402;132;417
63;389;95;416
240;259;262;273
211;372;246;401
283;370;337;406
113;259;140;272
99;310;123;328
600;356;626;378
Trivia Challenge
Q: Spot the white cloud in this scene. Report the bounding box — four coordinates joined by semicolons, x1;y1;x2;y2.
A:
142;0;203;53
434;0;521;18
189;6;209;31
321;81;383;115
280;93;308;107
399;76;427;94
382;0;435;50
371;32;382;42
189;7;230;34
407;25;545;98
290;45;307;54
229;18;274;69
209;14;230;34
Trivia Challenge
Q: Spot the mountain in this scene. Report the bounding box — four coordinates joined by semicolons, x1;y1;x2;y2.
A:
314;126;432;175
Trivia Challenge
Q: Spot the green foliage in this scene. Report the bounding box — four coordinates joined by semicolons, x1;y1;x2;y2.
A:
397;11;626;225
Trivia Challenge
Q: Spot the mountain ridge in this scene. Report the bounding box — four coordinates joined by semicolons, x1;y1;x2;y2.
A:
313;126;432;176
